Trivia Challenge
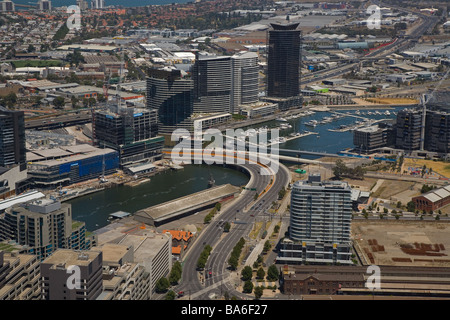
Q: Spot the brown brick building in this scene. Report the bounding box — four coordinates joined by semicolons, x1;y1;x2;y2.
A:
282;266;365;295
412;185;450;212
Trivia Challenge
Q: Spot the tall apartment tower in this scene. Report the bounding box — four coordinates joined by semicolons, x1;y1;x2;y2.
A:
40;249;103;300
0;250;40;300
76;0;89;10
266;22;302;110
231;51;259;112
0;107;26;168
0;0;15;12
192;55;233;114
146;68;194;135
0;199;95;261
91;0;104;9
37;0;52;11
277;173;353;265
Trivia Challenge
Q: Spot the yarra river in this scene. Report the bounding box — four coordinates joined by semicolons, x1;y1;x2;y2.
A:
69;106;408;231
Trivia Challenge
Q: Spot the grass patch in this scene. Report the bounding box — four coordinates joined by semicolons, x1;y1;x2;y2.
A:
404;158;450;178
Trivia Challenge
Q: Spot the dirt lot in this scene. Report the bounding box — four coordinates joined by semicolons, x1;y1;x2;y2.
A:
352;220;450;267
366;98;419;104
370;180;420;201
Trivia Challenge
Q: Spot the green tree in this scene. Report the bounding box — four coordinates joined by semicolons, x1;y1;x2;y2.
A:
333;159;347;179
223;222;231;232
256;267;265;280
53;96;65;108
169;261;182;285
155;277;170;293
165;290;176;300
407;201;415;212
267;265;279;281
254;286;264;300
243;280;253;294
263;240;271;254
241;266;253;281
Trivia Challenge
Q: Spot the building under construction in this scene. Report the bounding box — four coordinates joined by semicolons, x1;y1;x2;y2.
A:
93;100;163;167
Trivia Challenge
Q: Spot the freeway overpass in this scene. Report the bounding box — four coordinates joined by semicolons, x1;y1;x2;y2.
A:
25;113;91;130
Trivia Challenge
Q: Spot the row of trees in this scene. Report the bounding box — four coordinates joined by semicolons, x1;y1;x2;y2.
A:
196;245;213;270
203;202;222;224
155;261;183;299
228;237;245;271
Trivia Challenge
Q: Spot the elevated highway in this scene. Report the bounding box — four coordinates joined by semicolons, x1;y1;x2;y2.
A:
165;149;290;299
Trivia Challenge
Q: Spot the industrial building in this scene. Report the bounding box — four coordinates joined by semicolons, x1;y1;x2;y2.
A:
281;265;450;297
412;185;450;212
277;173;353;265
27;144;119;188
134;184;240;227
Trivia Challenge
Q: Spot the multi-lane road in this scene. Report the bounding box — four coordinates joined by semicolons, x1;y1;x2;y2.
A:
173;153;290;300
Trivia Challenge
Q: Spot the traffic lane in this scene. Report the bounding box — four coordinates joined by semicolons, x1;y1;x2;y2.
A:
176;164;270;294
206;164;288;285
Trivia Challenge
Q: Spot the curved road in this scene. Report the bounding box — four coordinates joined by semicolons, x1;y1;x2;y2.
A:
174;153;290;300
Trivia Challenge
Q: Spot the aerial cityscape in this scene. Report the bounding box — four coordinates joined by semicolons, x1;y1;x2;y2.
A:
0;0;450;306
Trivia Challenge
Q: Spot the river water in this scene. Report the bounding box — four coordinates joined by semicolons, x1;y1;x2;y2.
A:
69;106;409;231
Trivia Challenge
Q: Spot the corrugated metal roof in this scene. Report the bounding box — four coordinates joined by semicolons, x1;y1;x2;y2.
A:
423;193;442;203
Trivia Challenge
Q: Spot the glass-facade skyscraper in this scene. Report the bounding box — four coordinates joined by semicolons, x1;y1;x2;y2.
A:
267;22;301;99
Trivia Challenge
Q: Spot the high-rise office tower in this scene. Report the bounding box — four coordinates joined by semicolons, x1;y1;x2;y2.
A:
0;107;25;168
146;68;194;135
192;55;232;114
0;0;15;12
395;108;422;152
91;0;104;9
277;173;353;265
76;0;89;10
0;199;96;261
231;51;259;113
37;0;51;11
266;22;302;110
40;249;103;300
